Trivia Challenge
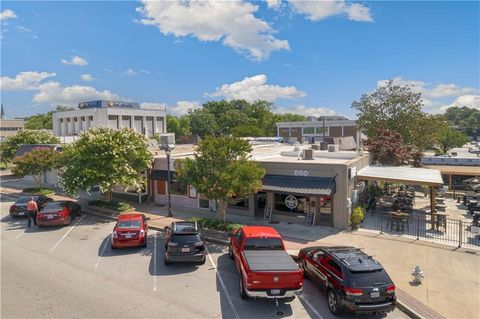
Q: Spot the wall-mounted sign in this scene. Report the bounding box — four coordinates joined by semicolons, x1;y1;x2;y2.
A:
284;195;298;209
294;169;309;177
188;185;197;198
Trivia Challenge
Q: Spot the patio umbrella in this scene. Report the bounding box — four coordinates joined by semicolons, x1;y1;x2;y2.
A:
463;177;480;185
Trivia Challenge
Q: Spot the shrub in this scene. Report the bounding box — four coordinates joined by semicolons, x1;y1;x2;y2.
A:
350;205;366;228
88;200;133;212
23;187;55;196
188;217;242;232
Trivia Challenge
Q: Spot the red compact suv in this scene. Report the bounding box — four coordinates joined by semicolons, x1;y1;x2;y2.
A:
111;213;150;249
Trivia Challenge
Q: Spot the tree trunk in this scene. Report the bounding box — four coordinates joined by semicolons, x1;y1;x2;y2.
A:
107;190;113;203
217;199;227;221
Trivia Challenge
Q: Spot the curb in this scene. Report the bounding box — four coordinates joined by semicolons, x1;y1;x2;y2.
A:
396;301;424;319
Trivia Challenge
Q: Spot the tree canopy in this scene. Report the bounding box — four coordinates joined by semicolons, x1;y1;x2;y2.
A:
0;129;60;164
437;127;470;154
12;149;62;187
168;99;306;141
24;106;75;130
364;128;423;167
59;127;152;199
444;106;480;138
175;136;265;221
352;80;446;150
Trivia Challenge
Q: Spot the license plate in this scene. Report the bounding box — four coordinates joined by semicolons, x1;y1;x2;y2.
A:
270;289;281;295
370;291;380;299
125;234;133;239
181;248;190;253
18;212;25;216
47;214;54;219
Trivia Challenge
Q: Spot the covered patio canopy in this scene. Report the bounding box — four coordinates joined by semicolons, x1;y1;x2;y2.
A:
357;166;444;186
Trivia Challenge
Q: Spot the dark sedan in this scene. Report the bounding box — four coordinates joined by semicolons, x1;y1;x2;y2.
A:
9;195;53;217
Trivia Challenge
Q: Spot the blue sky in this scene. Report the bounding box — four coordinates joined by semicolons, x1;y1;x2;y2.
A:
1;1;479;119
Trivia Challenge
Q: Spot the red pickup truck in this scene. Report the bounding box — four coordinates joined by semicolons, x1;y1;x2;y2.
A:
228;226;303;299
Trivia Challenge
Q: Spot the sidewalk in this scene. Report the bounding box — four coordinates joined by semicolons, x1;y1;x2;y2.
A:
1;177;478;319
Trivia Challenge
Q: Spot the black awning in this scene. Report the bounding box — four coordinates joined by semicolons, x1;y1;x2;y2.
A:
148;170;175;181
262;174;336;196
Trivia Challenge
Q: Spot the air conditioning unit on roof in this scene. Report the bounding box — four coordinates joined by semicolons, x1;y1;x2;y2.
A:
328;144;339;152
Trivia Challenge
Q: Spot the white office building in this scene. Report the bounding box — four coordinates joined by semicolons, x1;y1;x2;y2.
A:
52;100;167;138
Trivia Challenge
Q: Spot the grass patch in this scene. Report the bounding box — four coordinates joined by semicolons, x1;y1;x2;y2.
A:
88;200;133;212
188;217;242;232
23;187;55;196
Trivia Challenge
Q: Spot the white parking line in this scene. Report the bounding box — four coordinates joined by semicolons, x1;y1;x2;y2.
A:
94;234;110;269
205;247;240;319
49;215;86;252
153;232;158;291
15;230;26;239
298;295;324;319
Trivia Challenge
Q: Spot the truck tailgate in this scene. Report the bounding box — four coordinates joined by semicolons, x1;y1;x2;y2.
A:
243;250;299;272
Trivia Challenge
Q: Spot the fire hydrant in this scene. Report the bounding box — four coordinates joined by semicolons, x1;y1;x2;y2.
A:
412;265;424;284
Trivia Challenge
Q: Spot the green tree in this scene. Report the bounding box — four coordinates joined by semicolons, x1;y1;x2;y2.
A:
59;127;153;200
167;115;191;143
12;149;62;187
0;130;60;164
444;106;480;138
437;128;470;154
188;108;218;137
24;106;75;130
352;80;443;150
175;136;265;221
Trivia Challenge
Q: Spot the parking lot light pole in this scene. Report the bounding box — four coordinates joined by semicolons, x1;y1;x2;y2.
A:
165;147;173;217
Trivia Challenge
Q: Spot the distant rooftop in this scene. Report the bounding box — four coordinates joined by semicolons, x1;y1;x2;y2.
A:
78;100;140;109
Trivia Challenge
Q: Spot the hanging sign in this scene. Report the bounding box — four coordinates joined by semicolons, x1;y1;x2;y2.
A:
284;195;298;209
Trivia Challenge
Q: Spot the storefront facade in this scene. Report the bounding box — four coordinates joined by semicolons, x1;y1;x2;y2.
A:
148;150;370;229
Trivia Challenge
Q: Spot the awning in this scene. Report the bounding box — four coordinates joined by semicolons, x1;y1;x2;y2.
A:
357;166;444;186
262;174;336;196
148;170;175;181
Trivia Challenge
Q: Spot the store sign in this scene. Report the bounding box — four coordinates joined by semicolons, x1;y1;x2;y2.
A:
294;169;309;176
284;195;298;209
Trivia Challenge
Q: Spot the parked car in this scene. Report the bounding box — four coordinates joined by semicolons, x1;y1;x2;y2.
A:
164;221;206;265
37;200;81;226
111;213;149;249
297;246;396;315
9;195;53;218
228;226;303;300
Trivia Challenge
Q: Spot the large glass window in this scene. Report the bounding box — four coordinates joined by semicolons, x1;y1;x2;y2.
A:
108;115;118;128
156;117;164;133
303;127;315;134
316;127;328;134
274;194;308;214
228;196;249;210
170;181;188;195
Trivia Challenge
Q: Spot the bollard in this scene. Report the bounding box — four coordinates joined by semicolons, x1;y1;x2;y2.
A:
412;265;424;284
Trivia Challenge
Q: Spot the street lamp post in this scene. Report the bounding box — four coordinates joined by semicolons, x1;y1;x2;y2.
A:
165;147;173;217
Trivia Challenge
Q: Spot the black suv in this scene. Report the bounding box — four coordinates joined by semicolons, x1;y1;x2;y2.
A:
164;221;206;265
298;246;396;315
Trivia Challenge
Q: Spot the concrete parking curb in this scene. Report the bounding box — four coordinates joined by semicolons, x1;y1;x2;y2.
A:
396;301;424;319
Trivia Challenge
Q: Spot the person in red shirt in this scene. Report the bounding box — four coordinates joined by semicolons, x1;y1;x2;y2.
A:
26;197;38;228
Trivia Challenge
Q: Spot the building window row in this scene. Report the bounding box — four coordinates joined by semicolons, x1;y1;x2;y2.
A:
0;127;22;131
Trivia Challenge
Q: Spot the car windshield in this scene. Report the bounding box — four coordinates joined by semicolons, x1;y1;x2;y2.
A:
172;234;201;244
244;238;283;250
349;269;391;287
118;220;142;229
16;196;37;204
44;202;66;210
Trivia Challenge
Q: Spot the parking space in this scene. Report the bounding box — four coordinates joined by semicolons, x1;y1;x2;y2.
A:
1;200;408;319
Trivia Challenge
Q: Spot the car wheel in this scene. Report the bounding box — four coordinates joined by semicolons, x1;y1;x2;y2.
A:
239;277;248;299
142;241;147;248
199;256;206;265
327;289;341;315
228;244;234;260
164;256;171;265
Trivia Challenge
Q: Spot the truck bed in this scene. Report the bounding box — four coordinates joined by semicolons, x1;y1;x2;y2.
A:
243;250;299;272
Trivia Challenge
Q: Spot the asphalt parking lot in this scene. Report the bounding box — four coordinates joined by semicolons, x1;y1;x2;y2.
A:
1;200;409;319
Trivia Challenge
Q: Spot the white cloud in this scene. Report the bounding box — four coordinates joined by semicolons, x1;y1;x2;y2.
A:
16;26;31;32
80;74;95;82
61;55;88;66
136;0;289;60
377;77;480;113
1;9;17;21
33;82;122;105
266;0;281;9
0;71;56;90
289;0;373;22
208;74;305;102
105;68;150;76
140;101;200;116
274;105;337;117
